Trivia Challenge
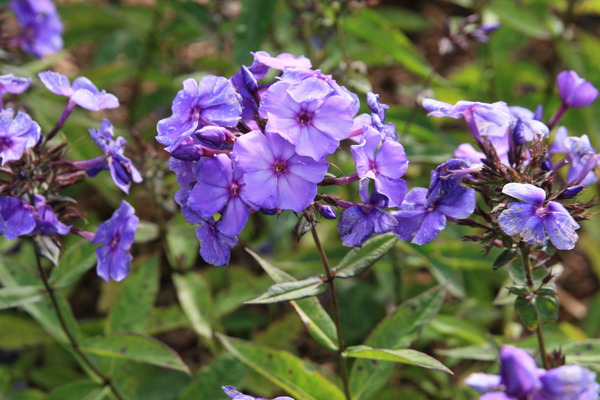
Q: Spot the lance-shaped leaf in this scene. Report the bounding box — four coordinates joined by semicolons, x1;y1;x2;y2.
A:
245;276;327;304
218;334;344;400
246;248;338;350
346;345;452;373
0;286;46;309
49;238;97;289
82;332;191;374
47;380;108;400
515;295;538;330
536;288;559;324
334;233;396;279
173;272;213;342
106;256;159;334
350;286;446;400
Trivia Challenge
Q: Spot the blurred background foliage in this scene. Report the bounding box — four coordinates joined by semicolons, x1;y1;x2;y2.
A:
1;0;600;399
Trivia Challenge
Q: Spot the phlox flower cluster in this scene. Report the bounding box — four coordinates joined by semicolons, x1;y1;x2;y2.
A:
423;70;599;251
466;346;598;399
0;70;141;282
157;51;481;266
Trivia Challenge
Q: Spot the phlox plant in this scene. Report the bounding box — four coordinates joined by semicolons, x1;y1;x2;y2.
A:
1;1;600;400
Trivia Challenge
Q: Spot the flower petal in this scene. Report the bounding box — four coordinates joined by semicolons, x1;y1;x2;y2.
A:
502;183;546;205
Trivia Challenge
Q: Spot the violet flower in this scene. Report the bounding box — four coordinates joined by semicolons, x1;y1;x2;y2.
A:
188;154;251;237
0;74;30;98
0;196;36;240
466;346;599;400
195;217;238;267
497;183;580;250
232;131;328;213
75;119;142;194
91;200;139;282
261;79;354;160
557;70;599;109
551;131;600;187
351;125;408;206
222;385;294;400
32;195;70;235
337;181;397;247
11;0;63;59
0;108;42;165
156;76;241;148
38;71;119;112
393;159;476;245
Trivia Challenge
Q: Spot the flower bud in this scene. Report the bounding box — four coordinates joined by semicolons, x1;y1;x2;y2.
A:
557;70;599;108
319;205;337;220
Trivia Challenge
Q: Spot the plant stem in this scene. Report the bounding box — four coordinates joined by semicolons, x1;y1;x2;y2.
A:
519;243;549;369
310;227;351;400
34;248;125;400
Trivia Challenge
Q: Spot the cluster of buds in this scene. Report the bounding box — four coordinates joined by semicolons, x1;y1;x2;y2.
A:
423;70;599;256
0;71;141;281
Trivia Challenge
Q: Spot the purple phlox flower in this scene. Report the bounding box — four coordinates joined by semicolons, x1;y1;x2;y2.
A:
497;183;580;250
470;21;501;43
337;180;398;247
261;79;354;160
538;365;599;400
38;71;119;111
156;76;241;148
188;154;251;237
230;65;261;123
74;119;142;194
557;70;599;108
366;92;397;140
508;106;549;141
0;74;30;97
278;68;360;116
246;51;312;82
32;195;70;235
499;346;543;398
393;159;476;245
195;217;238;267
11;0;63;58
232;131;328;213
423;98;512;141
0;196;36;240
549;127;569;155
0;108;41;165
465;373;502;394
169;157;197;189
351;125;408;206
222;385;295;400
348;113;372;142
562;135;600;186
91;200;139;282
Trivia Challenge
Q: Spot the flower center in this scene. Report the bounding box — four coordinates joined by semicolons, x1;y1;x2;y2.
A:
230;182;239;197
274;160;287;174
110;232;121;249
298;112;312;125
368;160;378;174
0;137;13;152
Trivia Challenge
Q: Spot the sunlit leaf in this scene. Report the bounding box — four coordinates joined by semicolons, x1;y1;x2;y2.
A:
346;345;452;373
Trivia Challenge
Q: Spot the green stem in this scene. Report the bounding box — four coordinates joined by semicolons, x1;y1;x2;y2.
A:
519;243;549;369
34;247;125;400
310;227;351;400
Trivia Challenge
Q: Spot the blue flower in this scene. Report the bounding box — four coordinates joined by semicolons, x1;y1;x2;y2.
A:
222;385;295;400
11;0;63;58
75;119;142;194
497;183;579;250
91;201;139;282
557;70;598;108
0;109;41;165
0;196;36;240
38;71;119;111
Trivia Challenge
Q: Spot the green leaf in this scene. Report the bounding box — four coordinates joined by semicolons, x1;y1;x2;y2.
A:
173;272;213;341
234;0;277;65
341;8;434;80
33;236;60;266
49;238;97;289
493;249;516;270
488;1;552;39
536;288;559;324
0;313;51;350
334;233;396;279
106;256;159;334
218;334;345;400
435;344;497;361
134;221;159;244
0;286;46;310
166;215;199;270
47;380;108;400
346;345;452;373
350;286;446;400
246;248;338;350
563;339;600;364
515;295;538;330
245;276;327;304
180;354;246;400
82;332;191;374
